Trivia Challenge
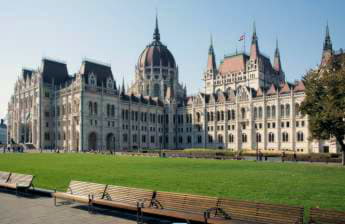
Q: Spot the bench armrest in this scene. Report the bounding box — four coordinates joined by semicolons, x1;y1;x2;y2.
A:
204;207;231;220
137;198;163;209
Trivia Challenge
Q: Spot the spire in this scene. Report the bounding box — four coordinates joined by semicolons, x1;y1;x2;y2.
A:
250;21;259;59
323;22;332;52
153;13;160;42
121;78;126;95
252;21;257;44
274;38;282;73
321;23;333;65
207;34;217;72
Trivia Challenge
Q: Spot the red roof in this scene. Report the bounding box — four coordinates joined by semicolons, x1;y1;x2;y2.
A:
279;82;290;94
219;54;248;75
294;81;305;92
266;84;277;95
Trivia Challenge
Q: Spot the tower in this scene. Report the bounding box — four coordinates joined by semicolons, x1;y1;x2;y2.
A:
250;22;260;60
321;23;333;65
273;39;282;74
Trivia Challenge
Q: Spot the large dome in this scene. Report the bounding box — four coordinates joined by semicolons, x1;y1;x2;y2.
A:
138;42;176;69
137;16;176;69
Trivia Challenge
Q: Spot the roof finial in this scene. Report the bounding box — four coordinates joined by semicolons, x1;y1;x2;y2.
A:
153;11;160;41
251;21;258;44
209;33;214;54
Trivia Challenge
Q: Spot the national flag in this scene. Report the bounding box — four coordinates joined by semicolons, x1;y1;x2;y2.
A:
239;34;245;41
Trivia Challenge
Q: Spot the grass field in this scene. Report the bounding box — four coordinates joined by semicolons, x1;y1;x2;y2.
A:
0;153;344;213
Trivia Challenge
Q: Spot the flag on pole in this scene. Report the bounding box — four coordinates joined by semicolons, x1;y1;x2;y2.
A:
239;34;245;41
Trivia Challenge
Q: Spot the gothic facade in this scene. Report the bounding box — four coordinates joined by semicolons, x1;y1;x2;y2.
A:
7;20;342;153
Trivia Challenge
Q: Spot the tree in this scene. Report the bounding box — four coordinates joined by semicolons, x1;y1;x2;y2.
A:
300;54;345;165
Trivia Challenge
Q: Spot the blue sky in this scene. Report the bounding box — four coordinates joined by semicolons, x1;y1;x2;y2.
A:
0;0;344;119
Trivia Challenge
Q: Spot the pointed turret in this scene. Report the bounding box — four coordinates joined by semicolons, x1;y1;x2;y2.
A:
273;39;282;73
250;22;260;59
153;14;160;42
321;23;333;65
121;78;126;95
207;35;217;72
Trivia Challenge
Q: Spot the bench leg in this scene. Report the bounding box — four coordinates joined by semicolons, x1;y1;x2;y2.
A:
136;207;144;224
54;196;57;206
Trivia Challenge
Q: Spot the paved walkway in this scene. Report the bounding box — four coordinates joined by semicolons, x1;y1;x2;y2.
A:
0;191;163;224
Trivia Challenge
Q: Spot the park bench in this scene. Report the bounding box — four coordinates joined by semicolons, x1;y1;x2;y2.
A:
138;191;219;223
0;171;11;184
205;198;304;224
53;180;107;209
91;184;154;212
0;172;34;196
309;207;345;224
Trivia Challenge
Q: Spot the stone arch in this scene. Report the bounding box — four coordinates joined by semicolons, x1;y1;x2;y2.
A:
88;132;97;151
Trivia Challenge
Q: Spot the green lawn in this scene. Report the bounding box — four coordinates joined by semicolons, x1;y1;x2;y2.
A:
0;153;344;213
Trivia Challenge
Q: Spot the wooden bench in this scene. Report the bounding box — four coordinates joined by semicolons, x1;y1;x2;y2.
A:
0;171;11;184
205;198;304;224
309;208;345;224
53;180;107;209
91;184;154;212
139;191;219;224
0;172;34;196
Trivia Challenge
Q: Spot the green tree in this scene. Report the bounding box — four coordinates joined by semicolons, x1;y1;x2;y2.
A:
300;54;345;166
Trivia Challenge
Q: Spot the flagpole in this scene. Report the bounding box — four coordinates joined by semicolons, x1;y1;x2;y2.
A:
243;33;246;53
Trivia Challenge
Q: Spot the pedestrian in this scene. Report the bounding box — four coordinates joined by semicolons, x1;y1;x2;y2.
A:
282;151;285;162
293;152;297;162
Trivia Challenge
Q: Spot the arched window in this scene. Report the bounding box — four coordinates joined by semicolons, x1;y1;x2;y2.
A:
295;103;300;116
207;112;210;121
268;132;275;142
196;112;201;122
254;107;258;119
107;104;110;117
210;112;214;121
89;102;93;115
272;105;276;118
266;106;271;118
256;133;261;143
231;110;236;120
107;78;113;89
221;111;224;121
229;134;234;143
218;135;223;143
297;132;304;142
280;105;285;117
208;135;213;143
285;104;290;117
216;111;220;121
153;83;160;97
258;107;263;119
89;74;96;86
241;108;246;119
111;105;115;117
93;102;98;115
227;110;231;120
282;132;289;142
242;133;247;143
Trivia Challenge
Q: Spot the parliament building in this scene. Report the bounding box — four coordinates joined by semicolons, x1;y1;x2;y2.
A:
6;18;343;153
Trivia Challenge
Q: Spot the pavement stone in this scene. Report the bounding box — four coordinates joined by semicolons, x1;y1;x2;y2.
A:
0;190;164;224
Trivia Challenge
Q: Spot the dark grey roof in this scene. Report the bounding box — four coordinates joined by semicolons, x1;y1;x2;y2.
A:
80;60;113;87
22;69;34;80
41;58;70;85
